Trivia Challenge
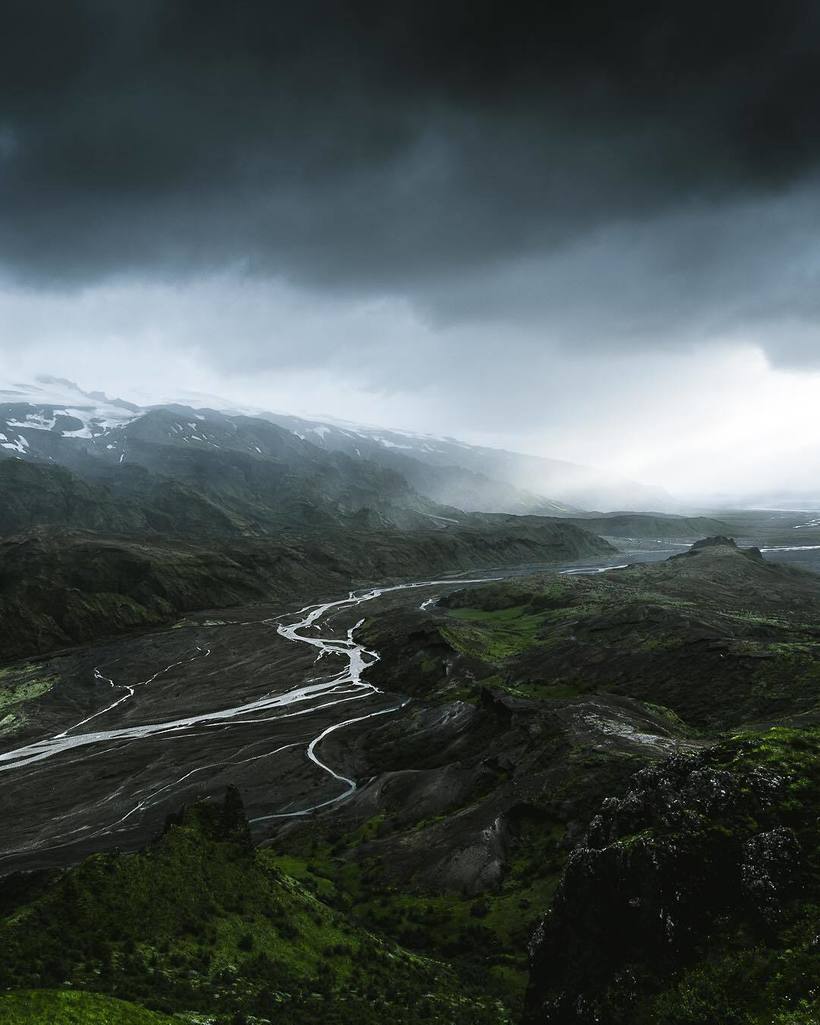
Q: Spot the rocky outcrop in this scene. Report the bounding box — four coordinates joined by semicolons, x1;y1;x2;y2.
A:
524;744;805;1024
673;534;764;562
690;534;738;549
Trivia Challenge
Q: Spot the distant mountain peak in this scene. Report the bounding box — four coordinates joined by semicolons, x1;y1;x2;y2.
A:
0;377;676;515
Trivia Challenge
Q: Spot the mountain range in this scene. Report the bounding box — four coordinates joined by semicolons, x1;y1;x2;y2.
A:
0;377;673;529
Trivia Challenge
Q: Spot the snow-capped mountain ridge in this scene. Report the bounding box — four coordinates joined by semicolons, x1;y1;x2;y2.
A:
0;377;140;448
0;377;674;513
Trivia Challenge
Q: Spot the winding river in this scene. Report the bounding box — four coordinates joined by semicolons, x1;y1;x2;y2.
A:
0;577;498;834
2;540;819;868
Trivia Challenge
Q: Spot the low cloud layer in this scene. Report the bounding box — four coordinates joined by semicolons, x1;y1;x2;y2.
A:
2;2;820;499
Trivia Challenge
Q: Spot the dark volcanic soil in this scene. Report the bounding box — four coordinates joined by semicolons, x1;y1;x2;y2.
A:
0;571;524;874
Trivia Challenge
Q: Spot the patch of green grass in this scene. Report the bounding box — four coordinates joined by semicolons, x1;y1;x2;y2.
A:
644;907;820;1025
265;809;570;1013
0;711;22;733
636;636;685;652
260;851;338;900
729;725;820;779
766;641;820;656
725;610;795;629
0;665;56;711
443;606;548;662
0;795;507;1025
0;663;57;733
643;702;694;734
448;606;536;624
0;990;180;1024
498;679;591;700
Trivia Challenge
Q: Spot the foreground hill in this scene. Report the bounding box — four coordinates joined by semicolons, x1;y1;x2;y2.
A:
0;991;179;1025
525;726;820;1025
0;790;504;1025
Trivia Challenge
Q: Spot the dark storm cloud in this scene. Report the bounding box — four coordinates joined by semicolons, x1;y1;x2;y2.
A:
3;1;820;362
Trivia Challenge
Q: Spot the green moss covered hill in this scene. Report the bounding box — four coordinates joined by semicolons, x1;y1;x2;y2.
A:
525;725;820;1025
0;990;179;1025
393;538;820;1025
385;536;820;727
0;789;507;1025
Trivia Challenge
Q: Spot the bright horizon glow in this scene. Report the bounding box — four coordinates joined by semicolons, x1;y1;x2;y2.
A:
2;273;819;506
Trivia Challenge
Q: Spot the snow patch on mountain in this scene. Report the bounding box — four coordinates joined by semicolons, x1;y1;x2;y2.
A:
0;377;139;439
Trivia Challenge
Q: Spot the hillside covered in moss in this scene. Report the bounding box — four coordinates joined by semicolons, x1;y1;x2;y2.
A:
0;991;180;1025
0;789;507;1025
525;726;820;1025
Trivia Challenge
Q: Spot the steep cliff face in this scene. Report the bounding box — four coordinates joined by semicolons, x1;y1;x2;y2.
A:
524;728;820;1025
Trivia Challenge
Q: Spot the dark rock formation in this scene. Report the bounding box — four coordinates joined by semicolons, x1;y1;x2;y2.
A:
524;745;804;1024
691;535;738;549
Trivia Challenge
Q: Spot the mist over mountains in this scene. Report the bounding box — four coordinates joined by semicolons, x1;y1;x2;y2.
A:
0;377;674;529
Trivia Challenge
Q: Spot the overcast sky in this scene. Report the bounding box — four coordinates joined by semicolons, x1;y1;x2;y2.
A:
2;1;820;501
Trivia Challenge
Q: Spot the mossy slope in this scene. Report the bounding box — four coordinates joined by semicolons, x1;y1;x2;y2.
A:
525;726;820;1024
0;990;179;1025
0;789;506;1025
431;540;820;726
